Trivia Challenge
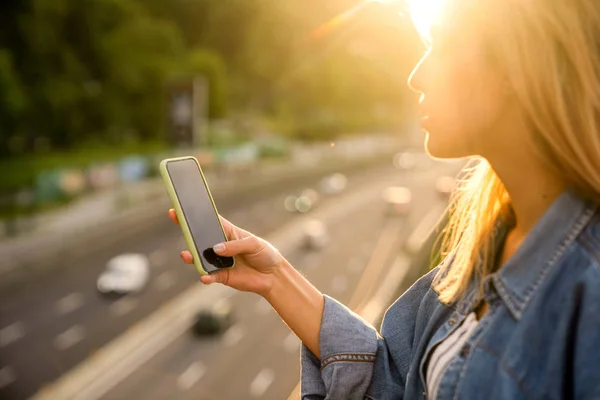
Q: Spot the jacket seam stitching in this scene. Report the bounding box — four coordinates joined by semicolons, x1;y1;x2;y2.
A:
498;205;596;319
320;353;376;370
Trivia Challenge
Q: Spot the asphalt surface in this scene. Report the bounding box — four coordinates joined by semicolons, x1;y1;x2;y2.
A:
0;154;459;400
102;159;456;400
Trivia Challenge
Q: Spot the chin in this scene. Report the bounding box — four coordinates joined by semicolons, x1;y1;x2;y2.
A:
424;132;470;160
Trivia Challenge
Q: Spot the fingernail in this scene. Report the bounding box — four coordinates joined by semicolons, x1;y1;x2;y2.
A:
213;243;225;253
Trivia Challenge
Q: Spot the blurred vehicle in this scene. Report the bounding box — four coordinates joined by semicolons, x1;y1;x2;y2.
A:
382;186;412;216
284;188;320;213
97;253;150;294
393;151;417;170
435;176;456;199
191;298;234;336
320;173;348;195
303;219;330;250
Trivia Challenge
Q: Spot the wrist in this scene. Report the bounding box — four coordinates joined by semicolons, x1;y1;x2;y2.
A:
263;259;295;303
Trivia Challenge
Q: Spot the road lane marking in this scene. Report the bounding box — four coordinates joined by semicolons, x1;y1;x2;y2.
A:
249;368;274;398
0;366;16;389
255;298;271;316
405;204;446;255
149;250;167;268
177;362;205;391
110;298;138;317
55;293;84;315
31;168;425;400
359;253;411;324
283;332;300;354
0;322;25;348
331;275;348;294
54;325;85;351
222;324;245;347
154;271;175;292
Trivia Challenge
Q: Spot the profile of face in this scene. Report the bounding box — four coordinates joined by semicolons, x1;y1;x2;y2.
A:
408;3;516;160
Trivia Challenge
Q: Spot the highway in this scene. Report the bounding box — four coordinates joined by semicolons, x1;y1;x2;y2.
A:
0;153;459;399
102;157;456;400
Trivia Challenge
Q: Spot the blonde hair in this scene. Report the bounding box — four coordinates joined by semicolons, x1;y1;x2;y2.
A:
427;0;600;303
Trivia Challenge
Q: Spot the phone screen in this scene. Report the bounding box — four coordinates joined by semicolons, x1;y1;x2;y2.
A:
166;159;234;272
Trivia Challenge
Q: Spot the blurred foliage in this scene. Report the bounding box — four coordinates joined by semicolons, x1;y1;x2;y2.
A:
0;0;424;160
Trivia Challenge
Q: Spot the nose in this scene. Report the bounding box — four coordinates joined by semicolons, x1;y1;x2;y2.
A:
407;53;427;96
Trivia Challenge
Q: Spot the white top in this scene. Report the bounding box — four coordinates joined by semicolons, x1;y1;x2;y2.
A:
425;312;479;399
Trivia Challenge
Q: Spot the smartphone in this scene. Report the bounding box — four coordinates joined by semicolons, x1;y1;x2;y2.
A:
160;156;235;275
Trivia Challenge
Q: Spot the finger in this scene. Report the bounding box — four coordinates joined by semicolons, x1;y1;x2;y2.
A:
169;209;179;225
180;250;193;264
219;215;250;239
200;269;230;286
213;235;262;257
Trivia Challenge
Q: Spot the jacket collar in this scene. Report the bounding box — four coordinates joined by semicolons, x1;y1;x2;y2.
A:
487;189;596;320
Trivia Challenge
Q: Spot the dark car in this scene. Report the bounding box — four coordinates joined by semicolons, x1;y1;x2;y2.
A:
191;299;234;336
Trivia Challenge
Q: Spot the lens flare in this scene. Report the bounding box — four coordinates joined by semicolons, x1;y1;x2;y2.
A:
406;0;445;41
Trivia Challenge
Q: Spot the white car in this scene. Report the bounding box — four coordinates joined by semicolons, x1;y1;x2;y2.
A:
97;253;150;294
382;186;412;216
320;173;348;195
303;220;330;250
393;151;417;170
435;176;456;199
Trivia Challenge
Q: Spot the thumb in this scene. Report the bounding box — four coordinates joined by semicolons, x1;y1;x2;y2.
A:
213;235;261;257
200;269;231;286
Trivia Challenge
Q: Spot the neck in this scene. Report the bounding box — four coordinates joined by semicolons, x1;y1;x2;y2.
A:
490;156;565;239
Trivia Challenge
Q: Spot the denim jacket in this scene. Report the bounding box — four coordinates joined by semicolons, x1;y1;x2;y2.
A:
301;190;600;399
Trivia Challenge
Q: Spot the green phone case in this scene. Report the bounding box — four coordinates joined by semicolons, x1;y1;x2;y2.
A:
159;156;234;275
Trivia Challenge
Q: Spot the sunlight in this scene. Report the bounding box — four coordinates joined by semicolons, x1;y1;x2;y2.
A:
405;0;446;41
308;0;447;44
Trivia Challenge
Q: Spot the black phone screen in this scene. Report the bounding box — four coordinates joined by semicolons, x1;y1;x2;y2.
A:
166;158;234;272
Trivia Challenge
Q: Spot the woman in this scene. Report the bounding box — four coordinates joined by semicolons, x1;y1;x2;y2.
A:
169;0;600;398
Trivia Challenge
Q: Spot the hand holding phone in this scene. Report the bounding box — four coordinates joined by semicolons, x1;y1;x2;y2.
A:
161;156;286;296
160;156;235;274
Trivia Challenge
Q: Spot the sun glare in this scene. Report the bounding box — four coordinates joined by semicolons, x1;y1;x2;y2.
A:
405;0;445;41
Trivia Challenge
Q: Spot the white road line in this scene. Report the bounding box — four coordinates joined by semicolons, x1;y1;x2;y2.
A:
54;325;85;351
55;292;84;315
405;204;446;255
222;324;245;347
283;332;300;354
346;257;364;274
154;271;176;292
177;362;206;391
249;368;275;398
149;249;167;268
360;253;412;324
0;366;16;389
0;322;25;348
331;275;348;294
109;298;138;317
255;298;271;316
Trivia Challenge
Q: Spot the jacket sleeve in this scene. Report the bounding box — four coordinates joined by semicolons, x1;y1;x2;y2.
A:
300;268;441;400
300;295;381;400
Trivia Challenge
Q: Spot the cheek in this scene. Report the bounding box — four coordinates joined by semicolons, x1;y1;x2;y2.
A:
425;62;495;157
